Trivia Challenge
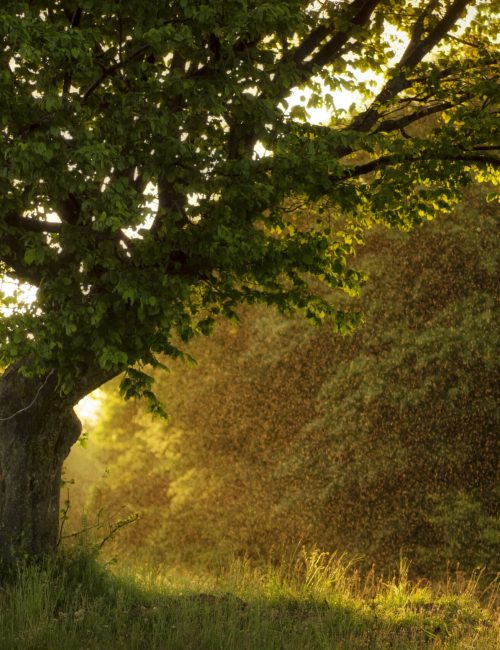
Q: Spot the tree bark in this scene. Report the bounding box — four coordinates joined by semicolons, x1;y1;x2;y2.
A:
0;364;83;568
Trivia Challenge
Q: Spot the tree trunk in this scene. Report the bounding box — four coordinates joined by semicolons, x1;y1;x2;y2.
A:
0;364;82;568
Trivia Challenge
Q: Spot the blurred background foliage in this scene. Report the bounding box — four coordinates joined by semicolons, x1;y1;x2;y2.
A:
65;184;499;578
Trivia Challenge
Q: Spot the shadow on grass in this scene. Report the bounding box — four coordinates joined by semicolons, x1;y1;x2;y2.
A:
0;550;496;650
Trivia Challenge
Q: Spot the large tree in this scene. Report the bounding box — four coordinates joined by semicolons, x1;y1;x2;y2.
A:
0;0;498;566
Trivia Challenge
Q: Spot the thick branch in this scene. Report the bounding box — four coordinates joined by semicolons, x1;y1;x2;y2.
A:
305;0;381;71
399;0;440;65
290;0;379;67
151;177;189;236
471;145;500;152
5;213;62;234
374;101;454;133
338;150;500;182
349;0;471;133
291;24;331;65
401;0;471;69
339;154;394;179
55;194;81;225
233;36;261;55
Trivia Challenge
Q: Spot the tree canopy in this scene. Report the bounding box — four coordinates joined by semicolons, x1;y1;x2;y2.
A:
0;0;498;407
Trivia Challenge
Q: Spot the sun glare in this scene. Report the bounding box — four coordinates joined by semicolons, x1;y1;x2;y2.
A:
75;389;103;427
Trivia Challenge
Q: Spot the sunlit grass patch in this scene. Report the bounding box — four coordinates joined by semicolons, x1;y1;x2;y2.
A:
0;549;497;649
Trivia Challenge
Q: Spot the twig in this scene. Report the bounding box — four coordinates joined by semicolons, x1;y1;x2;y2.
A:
0;369;55;422
81;45;150;104
57;489;71;548
96;513;140;551
61;520;104;541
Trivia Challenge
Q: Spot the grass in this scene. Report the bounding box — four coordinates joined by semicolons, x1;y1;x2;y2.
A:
0;548;497;650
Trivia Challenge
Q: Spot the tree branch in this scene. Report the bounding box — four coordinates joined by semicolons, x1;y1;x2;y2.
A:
55;194;81;225
5;212;62;234
290;0;379;67
374;101;454;133
0;369;55;422
304;0;381;71
471;145;500;152
399;0;440;66
339;154;394;179
401;0;471;69
81;45;151;104
445;32;492;50
152;177;189;235
338;149;500;182
349;0;471;133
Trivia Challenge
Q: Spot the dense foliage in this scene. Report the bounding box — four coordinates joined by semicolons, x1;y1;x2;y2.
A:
0;1;498;406
74;186;498;575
